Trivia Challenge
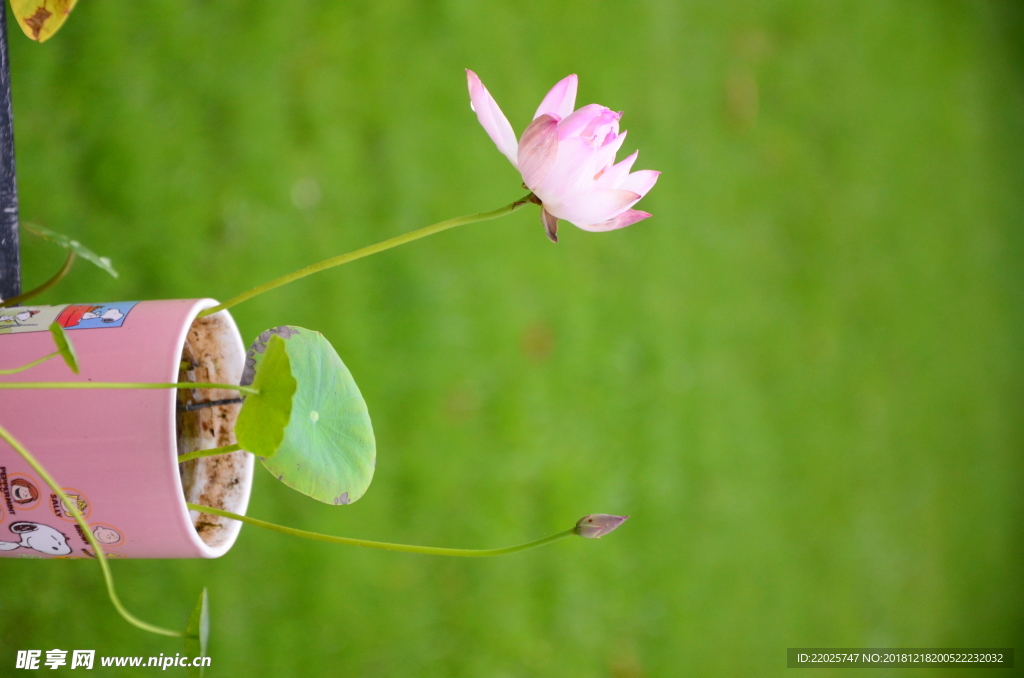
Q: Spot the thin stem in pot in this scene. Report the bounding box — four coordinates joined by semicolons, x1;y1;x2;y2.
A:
0;250;75;308
1;251;76;311
177;443;242;463
0;423;183;638
0;350;59;375
0;382;258;394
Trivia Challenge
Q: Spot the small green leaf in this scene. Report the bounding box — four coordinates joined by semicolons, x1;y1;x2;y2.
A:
184;588;210;678
236;335;296;458
245;326;376;505
48;322;78;374
24;223;118;278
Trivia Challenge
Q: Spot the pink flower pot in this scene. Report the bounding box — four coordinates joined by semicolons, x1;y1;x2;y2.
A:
0;299;253;559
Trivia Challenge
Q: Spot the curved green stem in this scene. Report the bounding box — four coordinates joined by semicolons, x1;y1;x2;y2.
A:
188;503;576;558
0;423;182;638
0;351;59;375
0;250;75;308
198;194;535;318
177;443;243;463
0;382;258;395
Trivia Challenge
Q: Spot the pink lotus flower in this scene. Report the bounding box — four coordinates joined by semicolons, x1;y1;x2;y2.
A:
467;70;659;242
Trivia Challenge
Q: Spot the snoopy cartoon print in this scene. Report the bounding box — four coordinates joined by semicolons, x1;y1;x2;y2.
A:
81;308;124;324
0;521;72;556
55;302;136;330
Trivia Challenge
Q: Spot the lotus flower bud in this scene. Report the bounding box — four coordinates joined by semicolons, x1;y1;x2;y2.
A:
575;514;629;539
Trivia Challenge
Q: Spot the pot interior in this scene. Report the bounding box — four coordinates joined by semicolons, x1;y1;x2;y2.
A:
176;311;252;550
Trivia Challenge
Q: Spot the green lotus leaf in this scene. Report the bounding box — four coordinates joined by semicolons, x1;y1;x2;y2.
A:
24;223;118;278
236;335;295;458
48;322;78;374
244;326;376;505
184;588;209;678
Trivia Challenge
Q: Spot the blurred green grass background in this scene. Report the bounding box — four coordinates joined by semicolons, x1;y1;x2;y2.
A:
2;0;1022;675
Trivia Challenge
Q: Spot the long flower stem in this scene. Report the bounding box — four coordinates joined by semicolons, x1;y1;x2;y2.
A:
198;194;535;318
0;423;182;638
189;503;576;557
0;250;75;308
0;351;58;375
0;382;258;395
177;443;243;463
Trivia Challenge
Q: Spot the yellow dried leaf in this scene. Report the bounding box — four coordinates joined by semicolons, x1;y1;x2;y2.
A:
9;0;78;43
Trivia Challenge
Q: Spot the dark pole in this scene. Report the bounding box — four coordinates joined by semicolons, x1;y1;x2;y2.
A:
0;2;18;302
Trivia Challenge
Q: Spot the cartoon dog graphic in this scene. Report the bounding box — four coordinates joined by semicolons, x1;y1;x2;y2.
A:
81;308;124;324
55;305;126;328
0;521;72;555
55;305;102;328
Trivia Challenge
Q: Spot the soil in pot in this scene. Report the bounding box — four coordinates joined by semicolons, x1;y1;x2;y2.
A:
175;311;252;550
